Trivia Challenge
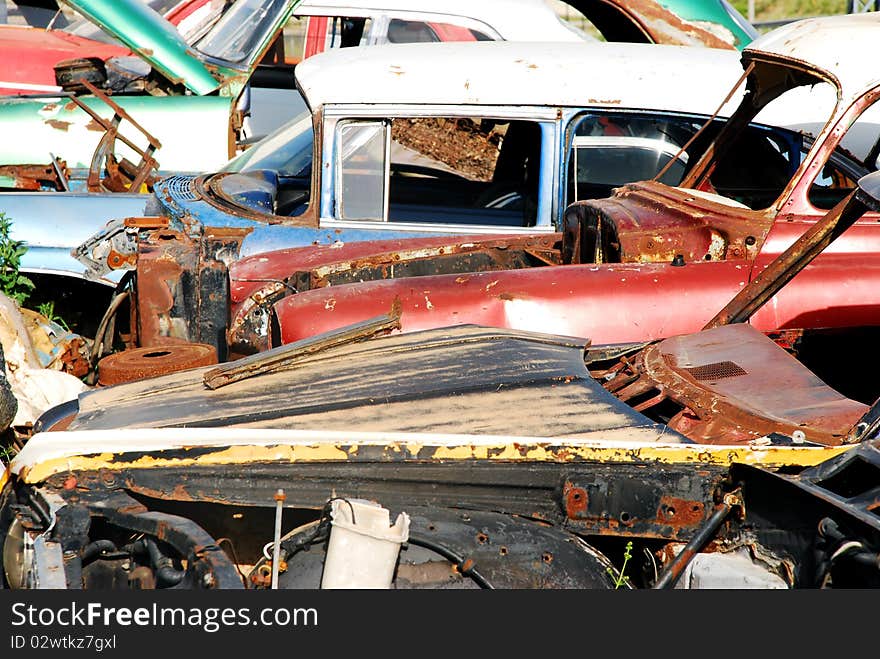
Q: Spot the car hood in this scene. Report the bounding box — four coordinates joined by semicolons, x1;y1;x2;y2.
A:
59;325;682;440
61;0;219;95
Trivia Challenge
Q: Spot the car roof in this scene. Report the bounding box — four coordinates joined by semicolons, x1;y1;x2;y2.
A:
295;0;589;42
745;12;880;101
295;40;745;114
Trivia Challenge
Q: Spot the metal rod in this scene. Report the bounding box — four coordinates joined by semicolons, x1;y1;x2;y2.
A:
652;491;741;589
203;310;401;390
271;489;286;590
703;191;866;329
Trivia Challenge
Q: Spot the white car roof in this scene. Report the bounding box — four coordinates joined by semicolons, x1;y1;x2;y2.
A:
295;0;590;42
296;41;745;114
745;12;880;102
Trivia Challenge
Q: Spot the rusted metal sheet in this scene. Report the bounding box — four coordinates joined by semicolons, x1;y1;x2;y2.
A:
270;258;747;348
562;180;767;265
206;312;401;390
604;0;741;49
600;323;869;446
228;234;561;354
133;225;250;360
562;467;718;540
0;162;68;191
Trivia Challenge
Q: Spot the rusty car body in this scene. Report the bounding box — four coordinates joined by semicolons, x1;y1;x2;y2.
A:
51;39;759;328
6;184;880;589
199;12;880;361
1;169;878;591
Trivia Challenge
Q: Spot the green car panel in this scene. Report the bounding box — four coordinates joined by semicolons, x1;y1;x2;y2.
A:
0;95;232;171
660;0;758;50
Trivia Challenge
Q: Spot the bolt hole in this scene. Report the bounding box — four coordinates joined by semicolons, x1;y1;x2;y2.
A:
666;507;676;518
619;512;632;523
571;492;582;501
476;533;488;545
541;552;553;564
427;524;436;532
499;546;508;556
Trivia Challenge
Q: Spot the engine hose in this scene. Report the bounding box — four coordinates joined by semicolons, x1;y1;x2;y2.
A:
125;538;186;587
407;534;493;589
80;540;119;565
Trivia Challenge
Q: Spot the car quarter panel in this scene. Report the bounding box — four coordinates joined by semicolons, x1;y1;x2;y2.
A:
271;259;749;345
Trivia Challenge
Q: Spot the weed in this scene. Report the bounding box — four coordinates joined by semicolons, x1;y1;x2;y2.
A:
606;540;634;589
0;212;34;305
37;300;70;331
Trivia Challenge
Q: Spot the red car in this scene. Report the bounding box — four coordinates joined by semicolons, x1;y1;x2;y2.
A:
231;13;880;365
0;0;220;95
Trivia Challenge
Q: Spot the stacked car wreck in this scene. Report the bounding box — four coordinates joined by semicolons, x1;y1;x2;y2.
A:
2;7;880;590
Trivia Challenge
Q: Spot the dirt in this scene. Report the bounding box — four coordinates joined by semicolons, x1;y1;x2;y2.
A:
391;117;507;181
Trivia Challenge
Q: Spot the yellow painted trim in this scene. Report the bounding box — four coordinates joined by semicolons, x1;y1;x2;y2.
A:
18;441;853;484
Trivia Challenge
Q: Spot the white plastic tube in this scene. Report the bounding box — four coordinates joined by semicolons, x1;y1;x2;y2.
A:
320;498;410;589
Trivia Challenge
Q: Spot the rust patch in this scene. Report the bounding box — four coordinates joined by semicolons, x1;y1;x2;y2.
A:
563;482;589;516
45;119;71;131
657;496;705;527
85;118;105;132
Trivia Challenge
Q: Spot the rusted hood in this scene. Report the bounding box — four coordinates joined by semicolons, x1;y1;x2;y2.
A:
62;325;681;442
564;180;770;264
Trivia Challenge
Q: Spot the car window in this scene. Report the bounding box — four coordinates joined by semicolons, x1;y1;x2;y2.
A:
222;108;313;177
385;19;490;43
806;97;880;210
196;0;289;63
691;79;839;210
279;15;371;63
333;117;543;227
336;121;389;221
567;112;704;202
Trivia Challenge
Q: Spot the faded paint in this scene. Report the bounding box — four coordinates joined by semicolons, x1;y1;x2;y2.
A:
296;41;745;113
12;426;852;484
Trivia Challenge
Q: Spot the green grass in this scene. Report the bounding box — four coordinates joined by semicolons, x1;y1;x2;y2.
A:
731;0;849;23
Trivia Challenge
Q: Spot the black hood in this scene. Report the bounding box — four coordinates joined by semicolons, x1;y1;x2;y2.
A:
68;325;684;442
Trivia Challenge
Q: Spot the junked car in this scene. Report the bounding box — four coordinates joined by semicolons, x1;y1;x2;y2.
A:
35;40;752;322
0;0;758;191
0;0;306;183
193;12;880;360
0;0;224;95
285;0;757;56
3;171;880;589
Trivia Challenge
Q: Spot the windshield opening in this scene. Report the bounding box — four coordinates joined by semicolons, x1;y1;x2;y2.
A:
683;64;842;210
196;0;287;64
222;108;313;177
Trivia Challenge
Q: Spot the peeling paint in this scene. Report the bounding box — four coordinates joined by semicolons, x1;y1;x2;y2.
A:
18;438;850;484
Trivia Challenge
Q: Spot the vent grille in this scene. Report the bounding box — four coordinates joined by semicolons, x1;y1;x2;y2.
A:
682;361;747;381
164;176;196;201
